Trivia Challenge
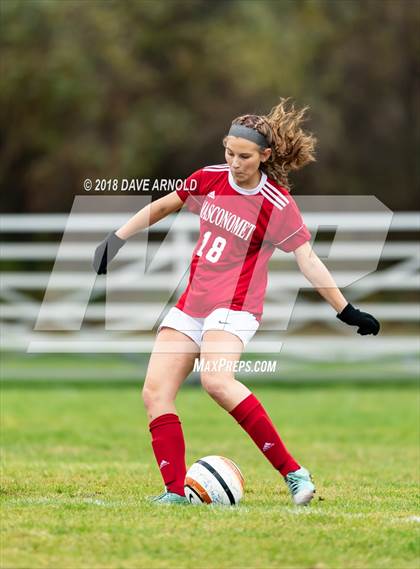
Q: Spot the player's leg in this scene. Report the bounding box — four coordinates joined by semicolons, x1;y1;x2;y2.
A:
143;326;199;500
200;323;315;505
142;326;199;421
200;329;301;475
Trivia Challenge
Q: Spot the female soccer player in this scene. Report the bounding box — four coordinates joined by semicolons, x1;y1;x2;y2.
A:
93;99;379;506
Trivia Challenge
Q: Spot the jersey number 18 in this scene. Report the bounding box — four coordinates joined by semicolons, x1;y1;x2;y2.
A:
196;231;227;263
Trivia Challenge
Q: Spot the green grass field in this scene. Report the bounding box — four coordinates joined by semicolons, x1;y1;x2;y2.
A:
1;382;419;569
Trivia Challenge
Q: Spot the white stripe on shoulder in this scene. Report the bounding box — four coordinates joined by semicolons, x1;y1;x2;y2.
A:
203;163;229;171
260;187;285;211
264;180;289;206
203;168;229;173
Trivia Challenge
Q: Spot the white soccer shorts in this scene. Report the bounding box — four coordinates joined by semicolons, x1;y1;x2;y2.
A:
158;307;259;348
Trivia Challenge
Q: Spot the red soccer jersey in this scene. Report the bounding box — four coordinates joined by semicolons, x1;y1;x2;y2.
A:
175;163;311;321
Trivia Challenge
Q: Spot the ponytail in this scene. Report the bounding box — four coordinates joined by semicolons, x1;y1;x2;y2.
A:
230;98;317;189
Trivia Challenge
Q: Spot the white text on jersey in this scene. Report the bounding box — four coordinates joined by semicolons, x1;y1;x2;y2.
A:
199;201;256;241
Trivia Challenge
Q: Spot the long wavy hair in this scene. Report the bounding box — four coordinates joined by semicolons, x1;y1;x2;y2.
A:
226;98;317;190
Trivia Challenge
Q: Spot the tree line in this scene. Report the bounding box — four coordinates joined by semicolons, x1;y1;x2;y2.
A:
1;0;418;213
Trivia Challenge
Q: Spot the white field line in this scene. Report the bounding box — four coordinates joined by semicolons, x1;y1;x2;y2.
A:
4;496;132;508
4;497;420;523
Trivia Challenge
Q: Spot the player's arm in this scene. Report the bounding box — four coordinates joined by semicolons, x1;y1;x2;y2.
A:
293;241;380;335
116;191;184;240
293;242;347;312
93;191;184;275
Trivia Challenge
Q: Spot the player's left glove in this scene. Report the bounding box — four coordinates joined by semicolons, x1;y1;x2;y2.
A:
336;303;380;336
93;231;126;275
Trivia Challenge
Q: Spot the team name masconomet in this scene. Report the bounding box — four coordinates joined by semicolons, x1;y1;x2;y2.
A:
199;201;256;241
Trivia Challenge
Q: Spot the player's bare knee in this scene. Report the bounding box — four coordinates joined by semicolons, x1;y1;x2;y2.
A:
200;373;232;400
142;382;162;409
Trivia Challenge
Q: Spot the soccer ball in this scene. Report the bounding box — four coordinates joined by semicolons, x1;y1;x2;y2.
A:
184;455;244;505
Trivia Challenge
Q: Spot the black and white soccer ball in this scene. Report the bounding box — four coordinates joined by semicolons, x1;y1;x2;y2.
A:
184;455;244;505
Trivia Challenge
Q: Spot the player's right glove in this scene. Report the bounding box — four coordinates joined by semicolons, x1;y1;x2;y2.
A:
93;231;126;275
336;303;380;336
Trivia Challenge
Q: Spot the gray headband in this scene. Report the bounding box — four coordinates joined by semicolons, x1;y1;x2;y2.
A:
227;124;270;148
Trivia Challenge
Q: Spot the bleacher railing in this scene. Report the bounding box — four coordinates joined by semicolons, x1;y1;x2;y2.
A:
1;211;419;361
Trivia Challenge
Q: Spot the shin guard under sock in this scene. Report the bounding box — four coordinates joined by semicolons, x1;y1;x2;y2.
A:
230;393;300;476
149;413;186;496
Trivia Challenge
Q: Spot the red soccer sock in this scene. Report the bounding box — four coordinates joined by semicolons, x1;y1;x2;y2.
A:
149;413;186;496
229;393;300;476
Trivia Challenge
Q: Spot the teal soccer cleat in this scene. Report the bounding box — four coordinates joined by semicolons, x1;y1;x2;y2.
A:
149;491;189;505
284;467;316;506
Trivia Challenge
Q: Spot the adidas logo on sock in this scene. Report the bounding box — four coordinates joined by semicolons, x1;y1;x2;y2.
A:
159;459;170;469
263;442;275;452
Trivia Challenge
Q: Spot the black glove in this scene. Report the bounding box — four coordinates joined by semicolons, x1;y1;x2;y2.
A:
337;303;380;336
93;231;126;275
